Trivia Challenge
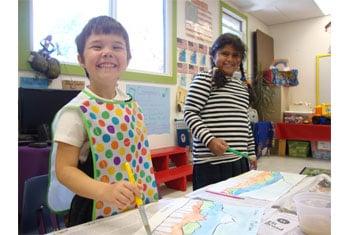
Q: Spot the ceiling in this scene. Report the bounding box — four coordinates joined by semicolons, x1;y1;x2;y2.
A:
227;0;326;26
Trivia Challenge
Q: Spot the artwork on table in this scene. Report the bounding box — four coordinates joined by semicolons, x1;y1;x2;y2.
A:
206;170;306;201
135;197;264;235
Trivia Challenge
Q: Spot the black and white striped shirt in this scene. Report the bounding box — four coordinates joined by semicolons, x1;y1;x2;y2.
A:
184;71;255;165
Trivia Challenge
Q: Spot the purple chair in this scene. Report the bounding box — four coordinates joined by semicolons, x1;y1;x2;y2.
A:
18;146;50;216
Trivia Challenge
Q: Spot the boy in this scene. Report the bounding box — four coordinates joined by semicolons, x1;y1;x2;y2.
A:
47;16;158;227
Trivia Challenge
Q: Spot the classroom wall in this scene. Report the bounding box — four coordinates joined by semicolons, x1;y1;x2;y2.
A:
19;1;270;149
244;8;271;79
269;16;331;107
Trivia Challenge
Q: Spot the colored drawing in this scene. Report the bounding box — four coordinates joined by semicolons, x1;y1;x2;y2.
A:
178;49;187;62
206;170;306;201
135;198;263;235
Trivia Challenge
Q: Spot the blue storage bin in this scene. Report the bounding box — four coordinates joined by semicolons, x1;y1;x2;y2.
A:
177;129;190;147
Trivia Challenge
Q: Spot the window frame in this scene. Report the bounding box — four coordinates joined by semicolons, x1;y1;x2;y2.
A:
18;0;177;84
219;1;248;74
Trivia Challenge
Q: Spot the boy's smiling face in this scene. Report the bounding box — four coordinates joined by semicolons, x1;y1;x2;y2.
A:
78;33;128;87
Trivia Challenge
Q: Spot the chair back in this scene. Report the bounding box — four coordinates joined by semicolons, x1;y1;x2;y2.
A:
20;174;65;234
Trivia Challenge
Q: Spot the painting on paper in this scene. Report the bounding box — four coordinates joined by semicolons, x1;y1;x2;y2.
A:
206;170;306;201
136;198;264;235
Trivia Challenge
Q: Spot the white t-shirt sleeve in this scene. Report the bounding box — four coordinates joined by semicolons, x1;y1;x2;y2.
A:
54;108;86;148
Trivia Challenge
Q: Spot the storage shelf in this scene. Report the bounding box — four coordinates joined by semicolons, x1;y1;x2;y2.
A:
151;146;192;192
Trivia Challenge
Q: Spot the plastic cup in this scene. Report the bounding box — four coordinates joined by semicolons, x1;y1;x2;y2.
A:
293;192;331;235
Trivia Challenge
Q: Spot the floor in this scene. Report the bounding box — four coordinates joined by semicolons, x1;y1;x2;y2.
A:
160;155;331;199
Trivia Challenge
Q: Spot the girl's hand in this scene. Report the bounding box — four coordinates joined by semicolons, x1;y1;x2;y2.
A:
208;138;228;156
100;180;141;211
248;155;257;170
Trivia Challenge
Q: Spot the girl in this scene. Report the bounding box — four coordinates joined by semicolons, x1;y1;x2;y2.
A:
184;33;257;190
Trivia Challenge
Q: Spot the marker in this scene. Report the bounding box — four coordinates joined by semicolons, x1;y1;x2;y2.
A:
226;147;249;158
124;162;152;235
206;190;244;200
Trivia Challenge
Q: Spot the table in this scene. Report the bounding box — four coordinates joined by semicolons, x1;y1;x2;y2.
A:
49;172;330;235
274;123;331;156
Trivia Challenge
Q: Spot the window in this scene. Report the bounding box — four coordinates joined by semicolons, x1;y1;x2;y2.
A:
116;0;167;74
32;0;110;65
19;0;176;83
220;1;248;73
222;10;243;38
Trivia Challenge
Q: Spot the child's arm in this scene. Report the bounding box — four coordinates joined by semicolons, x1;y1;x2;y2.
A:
55;141;141;211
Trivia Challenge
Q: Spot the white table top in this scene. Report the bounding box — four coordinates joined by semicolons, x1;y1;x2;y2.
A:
50;174;330;235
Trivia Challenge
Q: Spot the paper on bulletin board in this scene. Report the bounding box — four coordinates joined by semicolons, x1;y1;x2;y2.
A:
176;86;188;112
126;84;170;135
185;0;213;44
20;76;49;89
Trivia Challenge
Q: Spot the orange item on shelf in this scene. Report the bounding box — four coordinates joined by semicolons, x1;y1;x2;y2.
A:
315;105;322;116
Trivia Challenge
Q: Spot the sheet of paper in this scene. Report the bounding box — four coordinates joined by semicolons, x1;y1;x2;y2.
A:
187;187;272;209
135;197;264;235
49;200;174;235
258;211;300;235
272;174;331;213
206;170;306;201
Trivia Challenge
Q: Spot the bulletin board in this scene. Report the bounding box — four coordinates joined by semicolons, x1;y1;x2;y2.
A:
126;84;170;135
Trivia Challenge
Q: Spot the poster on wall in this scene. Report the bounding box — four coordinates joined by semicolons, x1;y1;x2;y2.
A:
177;38;188;63
177;37;211;90
185;0;213;44
126;85;170;135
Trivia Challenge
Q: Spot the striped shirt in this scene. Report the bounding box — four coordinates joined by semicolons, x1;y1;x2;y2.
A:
184;71;255;165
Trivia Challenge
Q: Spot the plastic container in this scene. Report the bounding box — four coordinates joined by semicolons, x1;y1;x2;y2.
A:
288;140;310;158
293;192;331;235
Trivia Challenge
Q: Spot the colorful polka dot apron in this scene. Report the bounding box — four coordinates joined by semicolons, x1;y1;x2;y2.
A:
47;88;158;220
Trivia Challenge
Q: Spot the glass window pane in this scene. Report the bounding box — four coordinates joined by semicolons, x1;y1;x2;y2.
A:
32;0;110;65
222;12;241;32
117;0;166;74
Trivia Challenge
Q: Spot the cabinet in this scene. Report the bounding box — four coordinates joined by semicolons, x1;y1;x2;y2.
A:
253;29;290;123
151;146;192;191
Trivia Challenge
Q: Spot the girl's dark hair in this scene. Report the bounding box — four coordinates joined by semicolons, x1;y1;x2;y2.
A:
210;33;246;88
75;16;131;77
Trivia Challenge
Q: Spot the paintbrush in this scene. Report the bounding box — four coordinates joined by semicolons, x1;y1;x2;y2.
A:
124;162;152;235
226;147;249;158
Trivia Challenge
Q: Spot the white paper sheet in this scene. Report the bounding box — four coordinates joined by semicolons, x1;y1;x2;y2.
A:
258;211;300;235
135;197;264;235
206;170;306;201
